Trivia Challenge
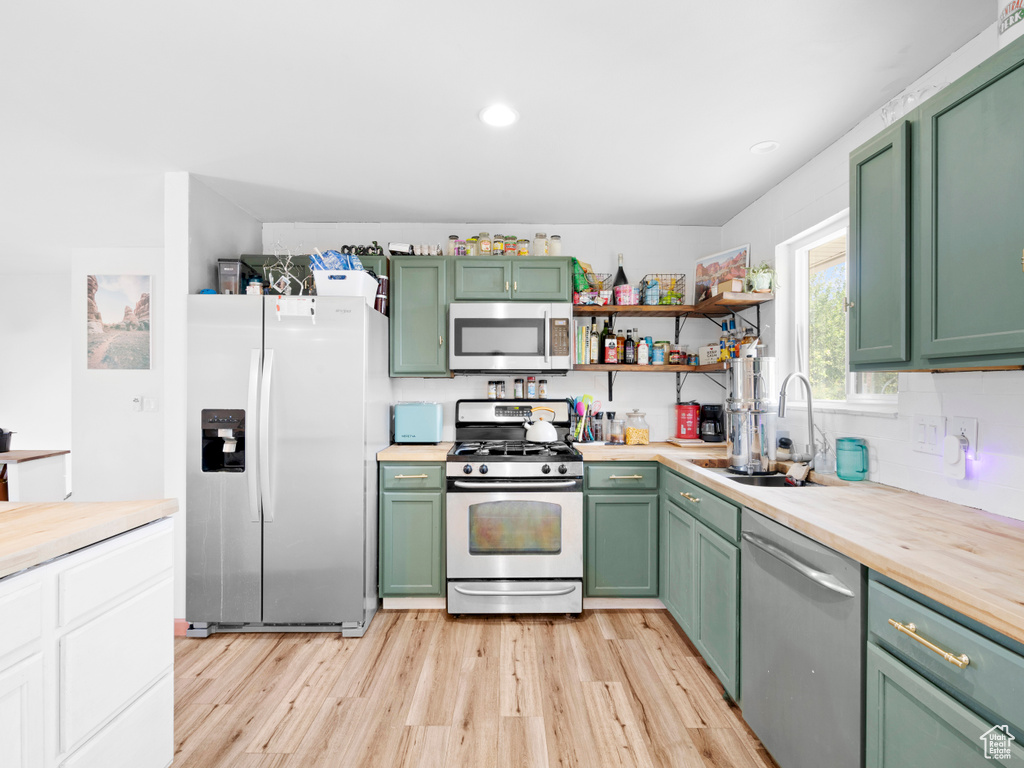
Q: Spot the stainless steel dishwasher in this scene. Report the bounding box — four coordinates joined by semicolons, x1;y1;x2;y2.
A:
741;508;865;768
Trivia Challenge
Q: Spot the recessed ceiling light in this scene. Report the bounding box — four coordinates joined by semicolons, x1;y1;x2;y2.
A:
479;104;519;128
750;140;780;154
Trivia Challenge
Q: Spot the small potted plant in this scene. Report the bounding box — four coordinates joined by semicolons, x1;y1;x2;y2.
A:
747;261;777;293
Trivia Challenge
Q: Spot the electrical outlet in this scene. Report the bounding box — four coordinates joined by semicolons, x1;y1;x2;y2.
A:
912;414;944;455
946;416;978;459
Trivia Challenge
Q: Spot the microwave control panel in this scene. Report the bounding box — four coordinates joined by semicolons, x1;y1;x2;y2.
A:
550;318;570;357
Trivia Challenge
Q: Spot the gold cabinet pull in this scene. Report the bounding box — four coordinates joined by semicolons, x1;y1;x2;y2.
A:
609;474;644;479
394;474;429;479
439;335;443;347
681;492;702;503
888;619;970;669
505;281;510;292
514;281;518;292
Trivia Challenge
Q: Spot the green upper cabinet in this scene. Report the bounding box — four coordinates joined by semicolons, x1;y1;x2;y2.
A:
360;254;388;279
452;257;571;301
849;119;911;367
453;259;513;300
585;492;658;597
390;256;448;377
917;42;1024;361
512;258;572;301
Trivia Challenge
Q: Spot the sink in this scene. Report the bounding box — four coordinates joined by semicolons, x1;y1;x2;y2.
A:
721;473;819;488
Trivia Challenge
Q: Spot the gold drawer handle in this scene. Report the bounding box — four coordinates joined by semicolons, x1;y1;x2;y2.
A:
681;492;702;503
393;474;429;479
609;474;644;480
505;281;510;292
888;619;970;669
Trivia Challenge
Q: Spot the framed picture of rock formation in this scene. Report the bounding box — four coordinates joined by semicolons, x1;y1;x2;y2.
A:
693;244;749;303
87;275;152;370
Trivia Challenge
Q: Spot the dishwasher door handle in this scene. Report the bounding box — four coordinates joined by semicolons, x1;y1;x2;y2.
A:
741;531;855;597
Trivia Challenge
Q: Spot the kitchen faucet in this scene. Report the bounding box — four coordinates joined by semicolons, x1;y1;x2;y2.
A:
778;372;815;469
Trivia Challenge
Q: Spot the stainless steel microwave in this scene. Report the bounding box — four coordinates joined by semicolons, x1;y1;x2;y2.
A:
448;302;573;373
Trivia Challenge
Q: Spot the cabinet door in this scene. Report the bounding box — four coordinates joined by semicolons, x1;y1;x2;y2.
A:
695;521;739;699
918;47;1024;360
380;492;444;597
0;655;44;768
360;255;388;279
511;259;572;301
585;493;658;597
849;119;911;366
866;643;1024;767
660;496;696;637
390;257;448;376
453;259;512;300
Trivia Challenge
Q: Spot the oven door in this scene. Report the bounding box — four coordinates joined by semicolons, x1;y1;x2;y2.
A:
446;479;583;580
448;302;572;372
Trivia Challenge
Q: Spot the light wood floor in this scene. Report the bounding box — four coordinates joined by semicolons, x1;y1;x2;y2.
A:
173;609;777;768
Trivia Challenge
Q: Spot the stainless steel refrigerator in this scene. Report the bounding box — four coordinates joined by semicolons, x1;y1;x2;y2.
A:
186;294;391;637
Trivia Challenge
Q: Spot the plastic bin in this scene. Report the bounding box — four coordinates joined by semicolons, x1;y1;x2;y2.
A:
312;270;378;306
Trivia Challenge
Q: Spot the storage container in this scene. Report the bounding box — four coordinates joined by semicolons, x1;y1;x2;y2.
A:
312;270;379;306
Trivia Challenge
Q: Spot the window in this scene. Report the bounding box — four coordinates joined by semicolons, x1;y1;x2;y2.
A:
781;214;897;404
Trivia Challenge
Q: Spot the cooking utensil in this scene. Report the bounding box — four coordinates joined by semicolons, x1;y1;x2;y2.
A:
524;407;559;442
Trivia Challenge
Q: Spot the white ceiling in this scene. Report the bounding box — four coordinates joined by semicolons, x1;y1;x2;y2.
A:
0;1;993;264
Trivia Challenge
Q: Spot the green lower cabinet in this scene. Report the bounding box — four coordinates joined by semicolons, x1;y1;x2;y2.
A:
866;643;1024;767
585;493;658;597
693;520;739;699
379;491;444;597
660;496;696;637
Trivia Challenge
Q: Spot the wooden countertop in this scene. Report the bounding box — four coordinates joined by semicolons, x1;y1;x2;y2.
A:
587;443;1024;645
377;443;454;462
0;450;70;465
0;499;178;579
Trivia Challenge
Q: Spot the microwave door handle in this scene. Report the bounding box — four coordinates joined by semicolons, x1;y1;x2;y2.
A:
543;310;549;362
247;349;261;523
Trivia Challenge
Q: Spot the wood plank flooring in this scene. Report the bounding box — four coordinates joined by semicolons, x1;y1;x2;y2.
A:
173;609;777;768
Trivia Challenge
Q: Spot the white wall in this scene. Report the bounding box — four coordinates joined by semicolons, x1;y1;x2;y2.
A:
721;23;1024;522
264;222;732;440
71;248;165;501
0;274;72;458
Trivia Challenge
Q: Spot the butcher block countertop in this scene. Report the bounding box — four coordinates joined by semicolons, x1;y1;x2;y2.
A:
0;449;70;464
583;442;1024;646
377;443;454;462
0;498;178;579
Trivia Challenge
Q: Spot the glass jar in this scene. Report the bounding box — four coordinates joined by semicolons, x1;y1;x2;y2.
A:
668;344;681;365
466;237;479;257
533;233;548;256
487;381;497;399
478;232;491;254
625;410;650;445
538;379;548;398
549;234;562;256
526;376;537;399
653;341;670;365
455;239;467;257
514;378;525;398
516;238;531;256
447;235;459;256
505;235;517;254
492;235;505;255
608;418;625;445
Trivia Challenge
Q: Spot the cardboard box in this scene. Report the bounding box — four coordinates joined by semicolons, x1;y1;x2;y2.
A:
714;278;746;296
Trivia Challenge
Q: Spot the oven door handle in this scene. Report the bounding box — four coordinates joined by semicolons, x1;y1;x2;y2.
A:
452;585;577;597
452;480;578;489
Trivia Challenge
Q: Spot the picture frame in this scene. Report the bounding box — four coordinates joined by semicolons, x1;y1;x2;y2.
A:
87;274;152;370
693;244;750;303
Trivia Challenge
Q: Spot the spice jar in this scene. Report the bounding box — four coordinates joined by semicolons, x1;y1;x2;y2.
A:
514;378;525;399
479;232;492;254
625;410;650;445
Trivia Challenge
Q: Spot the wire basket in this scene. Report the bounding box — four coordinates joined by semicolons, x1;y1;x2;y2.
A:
639;273;686;305
587;272;613;291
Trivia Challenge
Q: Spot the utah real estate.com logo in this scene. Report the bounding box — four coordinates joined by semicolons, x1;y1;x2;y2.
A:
981;725;1015;760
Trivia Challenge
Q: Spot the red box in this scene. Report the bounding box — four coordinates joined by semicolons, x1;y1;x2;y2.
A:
676;402;700;439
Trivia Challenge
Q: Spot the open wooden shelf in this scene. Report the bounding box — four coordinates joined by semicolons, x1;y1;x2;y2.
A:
572;292;773;318
573;363;729;374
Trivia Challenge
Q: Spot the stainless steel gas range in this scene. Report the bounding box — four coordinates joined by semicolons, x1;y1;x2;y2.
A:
446;399;583;615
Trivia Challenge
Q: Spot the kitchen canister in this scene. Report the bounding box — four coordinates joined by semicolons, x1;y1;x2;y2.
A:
835;437;868;481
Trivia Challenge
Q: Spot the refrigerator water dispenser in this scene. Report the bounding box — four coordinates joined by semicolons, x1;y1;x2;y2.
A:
201;408;246;472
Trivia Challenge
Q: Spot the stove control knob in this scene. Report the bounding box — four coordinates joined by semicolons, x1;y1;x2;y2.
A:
479;464;489;475
558;464;568;475
542;464;551;474
463;464;473;475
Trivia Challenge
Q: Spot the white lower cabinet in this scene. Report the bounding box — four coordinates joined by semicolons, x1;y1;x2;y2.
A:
0;517;174;768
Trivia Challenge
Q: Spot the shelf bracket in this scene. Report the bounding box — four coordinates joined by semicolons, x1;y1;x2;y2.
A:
606;371;618;401
674;315;687;345
675;372;689;403
702;372;727;390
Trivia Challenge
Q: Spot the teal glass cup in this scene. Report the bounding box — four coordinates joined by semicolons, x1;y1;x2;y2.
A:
836;437;868;481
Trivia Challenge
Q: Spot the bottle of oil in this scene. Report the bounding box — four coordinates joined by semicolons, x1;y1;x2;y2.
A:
624;329;636;364
616;328;626;363
590;320;600;364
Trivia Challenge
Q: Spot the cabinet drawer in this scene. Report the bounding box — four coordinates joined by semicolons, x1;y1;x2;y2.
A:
660;469;738;543
0;579;42;664
869;581;1024;737
381;463;445;491
586;463;658;491
58;523;173;628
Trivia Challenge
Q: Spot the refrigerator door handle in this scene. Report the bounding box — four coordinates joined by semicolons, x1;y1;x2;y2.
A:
247;349;261;523
260;349;274;522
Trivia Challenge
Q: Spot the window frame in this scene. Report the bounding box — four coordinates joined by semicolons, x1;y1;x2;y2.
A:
776;211;897;408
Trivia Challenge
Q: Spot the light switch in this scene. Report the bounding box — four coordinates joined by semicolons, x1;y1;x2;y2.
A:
143;398;158;412
912;415;944;455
